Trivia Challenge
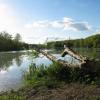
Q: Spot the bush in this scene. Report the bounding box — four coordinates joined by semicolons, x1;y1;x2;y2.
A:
24;62;100;88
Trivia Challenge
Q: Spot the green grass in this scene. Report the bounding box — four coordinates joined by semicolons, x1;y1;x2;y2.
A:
0;95;24;100
0;91;25;100
24;62;100;88
24;63;65;88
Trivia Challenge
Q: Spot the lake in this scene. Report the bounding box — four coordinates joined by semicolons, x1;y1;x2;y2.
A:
0;48;100;92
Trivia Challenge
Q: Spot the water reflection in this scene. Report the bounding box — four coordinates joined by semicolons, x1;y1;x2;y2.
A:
0;51;52;92
0;51;31;92
0;52;27;70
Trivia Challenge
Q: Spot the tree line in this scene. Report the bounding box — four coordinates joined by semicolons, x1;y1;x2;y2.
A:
0;31;29;51
1;32;99;51
46;34;100;49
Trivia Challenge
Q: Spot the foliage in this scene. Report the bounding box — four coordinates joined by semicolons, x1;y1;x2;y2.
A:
14;33;22;42
0;31;29;51
31;50;39;58
25;62;100;88
46;34;100;49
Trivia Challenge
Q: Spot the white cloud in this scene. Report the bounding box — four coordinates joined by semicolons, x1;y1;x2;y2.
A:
63;17;73;24
64;21;91;31
25;17;91;32
51;21;63;28
95;27;100;34
25;20;49;29
34;20;49;28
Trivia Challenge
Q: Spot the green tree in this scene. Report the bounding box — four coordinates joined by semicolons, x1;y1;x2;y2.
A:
14;33;22;42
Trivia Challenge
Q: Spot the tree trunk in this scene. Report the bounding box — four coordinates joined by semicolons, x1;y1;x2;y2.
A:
61;47;87;64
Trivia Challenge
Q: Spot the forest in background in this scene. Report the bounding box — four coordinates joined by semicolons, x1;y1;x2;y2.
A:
0;31;100;51
0;31;29;51
46;34;100;49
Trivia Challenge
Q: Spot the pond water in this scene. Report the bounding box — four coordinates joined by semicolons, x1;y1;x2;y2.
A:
0;51;53;92
0;48;100;92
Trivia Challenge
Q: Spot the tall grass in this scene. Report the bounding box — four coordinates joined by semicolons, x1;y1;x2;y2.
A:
24;62;100;88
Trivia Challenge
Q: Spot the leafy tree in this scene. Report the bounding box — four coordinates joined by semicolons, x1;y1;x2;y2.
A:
14;33;22;42
0;32;29;51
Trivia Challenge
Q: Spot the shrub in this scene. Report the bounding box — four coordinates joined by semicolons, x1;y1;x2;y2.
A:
24;62;100;88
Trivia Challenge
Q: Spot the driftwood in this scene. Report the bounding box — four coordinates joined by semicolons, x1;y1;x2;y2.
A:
38;49;81;68
36;47;100;70
61;47;100;72
62;47;87;64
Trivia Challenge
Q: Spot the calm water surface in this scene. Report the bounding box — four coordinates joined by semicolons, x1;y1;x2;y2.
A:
0;51;52;92
0;48;100;92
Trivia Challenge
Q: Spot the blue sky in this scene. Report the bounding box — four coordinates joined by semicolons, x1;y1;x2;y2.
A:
0;0;100;43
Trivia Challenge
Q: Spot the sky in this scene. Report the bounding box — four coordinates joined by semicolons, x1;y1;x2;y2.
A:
0;0;100;44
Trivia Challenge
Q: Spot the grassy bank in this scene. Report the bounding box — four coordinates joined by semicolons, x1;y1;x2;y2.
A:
0;61;100;100
25;62;100;86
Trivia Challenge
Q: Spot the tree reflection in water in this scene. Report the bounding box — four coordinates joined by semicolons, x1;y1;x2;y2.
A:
0;52;25;70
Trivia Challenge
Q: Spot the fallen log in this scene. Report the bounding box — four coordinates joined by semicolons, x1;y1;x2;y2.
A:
61;47;100;71
61;47;87;64
36;47;100;69
39;50;81;68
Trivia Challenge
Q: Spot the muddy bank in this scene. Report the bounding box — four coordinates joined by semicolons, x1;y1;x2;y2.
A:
0;83;100;100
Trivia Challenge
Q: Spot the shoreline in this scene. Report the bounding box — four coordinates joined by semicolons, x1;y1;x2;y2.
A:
0;83;100;100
